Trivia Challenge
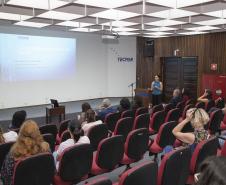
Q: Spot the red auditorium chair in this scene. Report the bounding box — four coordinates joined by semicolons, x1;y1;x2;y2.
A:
86;177;112;185
39;124;58;140
207;109;224;135
164;108;180;122
135;107;149;117
185;99;193;106
42;133;55;152
54;144;93;185
104;112;121;132
113;117;133;140
195;102;205;109
149;110;165;135
151;104;164;117
87;124;109;151
90;135;124;176
221;139;226;157
121;109;136;119
132;113;150;130
56;119;71;144
187;137;219;184
178;104;194;123
149;121;177;158
205;99;215;112
13;153;55;185
158;147;191;185
120;128;149;168
176;101;185;116
0;142;14;170
114;161;158;185
164;103;174;114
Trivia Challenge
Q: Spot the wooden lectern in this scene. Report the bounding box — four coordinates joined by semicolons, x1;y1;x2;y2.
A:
46;106;65;124
134;88;150;107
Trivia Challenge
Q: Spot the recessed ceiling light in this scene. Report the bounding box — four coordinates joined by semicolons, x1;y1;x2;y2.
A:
112;27;138;32
74;0;141;9
70;27;100;32
57;21;93;27
146;0;214;8
147;19;186;27
195;19;226;26
146;27;177;32
102;21;138;27
148;9;197;19
7;0;68;10
178;31;207;35
90;9;139;20
15;21;50;28
38;11;83;21
143;35;168;38
186;26;220;31
145;31;171;36
0;12;31;21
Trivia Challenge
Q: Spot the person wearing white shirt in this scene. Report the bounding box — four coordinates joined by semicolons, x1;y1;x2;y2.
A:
3;131;18;143
82;109;103;136
54;119;90;170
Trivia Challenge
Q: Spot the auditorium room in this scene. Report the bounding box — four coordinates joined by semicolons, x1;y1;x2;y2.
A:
1;0;226;185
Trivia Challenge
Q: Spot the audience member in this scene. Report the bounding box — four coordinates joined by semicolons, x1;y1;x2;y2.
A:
197;89;213;103
79;102;91;123
82;109;103;135
9;110;26;130
195;156;226;185
0;120;49;185
169;88;182;107
132;95;143;110
2;130;18;143
0;127;5;144
97;99;117;121
151;75;163;106
54;119;90;170
172;108;209;147
182;88;191;102
117;97;131;113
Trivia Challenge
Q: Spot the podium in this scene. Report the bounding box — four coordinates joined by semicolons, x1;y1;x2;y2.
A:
134;88;150;107
46;106;65;124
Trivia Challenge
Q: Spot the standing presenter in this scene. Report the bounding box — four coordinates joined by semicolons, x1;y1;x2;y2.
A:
151;75;163;106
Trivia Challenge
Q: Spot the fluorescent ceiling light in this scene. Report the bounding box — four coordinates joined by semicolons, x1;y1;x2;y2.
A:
70;27;99;32
204;10;226;18
147;19;185;26
57;21;93;27
102;21;138;27
186;26;220;31
15;21;50;28
146;27;177;32
146;31;171;36
148;9;197;19
7;0;68;10
112;27;138;32
0;12;31;21
178;31;207;35
38;11;83;21
195;19;226;26
90;9;139;20
118;32;139;36
144;35;167;38
146;0;214;8
74;0;141;9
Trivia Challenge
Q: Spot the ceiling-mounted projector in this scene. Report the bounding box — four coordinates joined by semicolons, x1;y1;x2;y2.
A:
102;29;120;40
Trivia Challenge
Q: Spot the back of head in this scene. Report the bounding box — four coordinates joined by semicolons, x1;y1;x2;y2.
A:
11;110;27;129
205;89;213;100
188;108;209;128
196;156;226;185
101;99;111;109
68;119;84;142
173;88;181;97
81;102;91;113
120;97;131;110
11;120;48;159
85;109;96;123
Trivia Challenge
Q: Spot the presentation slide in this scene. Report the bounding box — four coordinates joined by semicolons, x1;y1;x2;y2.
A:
0;33;76;81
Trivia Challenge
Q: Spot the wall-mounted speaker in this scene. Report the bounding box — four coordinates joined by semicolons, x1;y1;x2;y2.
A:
144;39;154;57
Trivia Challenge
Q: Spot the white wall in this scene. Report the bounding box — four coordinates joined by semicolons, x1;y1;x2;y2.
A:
0;25;136;109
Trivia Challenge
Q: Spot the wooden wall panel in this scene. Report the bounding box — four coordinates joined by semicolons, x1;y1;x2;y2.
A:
136;32;226;96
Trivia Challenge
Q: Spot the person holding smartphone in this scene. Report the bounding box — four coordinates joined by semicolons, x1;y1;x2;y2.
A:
151;75;163;106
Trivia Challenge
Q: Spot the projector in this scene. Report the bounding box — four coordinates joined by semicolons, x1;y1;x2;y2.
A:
102;34;119;40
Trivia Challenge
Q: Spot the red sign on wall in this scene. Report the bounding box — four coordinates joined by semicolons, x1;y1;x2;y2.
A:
211;63;217;71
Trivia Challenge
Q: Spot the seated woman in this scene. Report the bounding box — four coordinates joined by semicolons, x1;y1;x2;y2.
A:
82;109;103;136
117;97;131;113
97;99;117;121
0;120;49;185
172;108;209;148
197;89;213;103
79;102;91;123
54;119;90;170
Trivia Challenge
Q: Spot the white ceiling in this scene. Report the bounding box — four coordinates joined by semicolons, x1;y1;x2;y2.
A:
1;0;226;37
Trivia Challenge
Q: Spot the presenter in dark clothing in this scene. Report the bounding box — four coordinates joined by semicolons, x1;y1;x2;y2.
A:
151;75;163;106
